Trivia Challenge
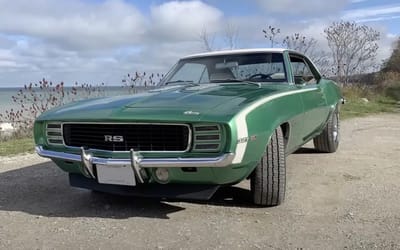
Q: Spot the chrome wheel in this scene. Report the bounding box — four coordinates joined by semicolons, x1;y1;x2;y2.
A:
313;106;340;153
332;111;339;143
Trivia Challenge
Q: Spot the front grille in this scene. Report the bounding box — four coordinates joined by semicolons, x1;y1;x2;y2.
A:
63;123;190;152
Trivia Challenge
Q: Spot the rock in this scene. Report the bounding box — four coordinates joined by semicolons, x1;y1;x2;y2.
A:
0;122;15;138
0;122;14;131
361;98;369;103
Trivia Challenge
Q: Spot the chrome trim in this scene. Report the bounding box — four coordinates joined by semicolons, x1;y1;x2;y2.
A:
36;146;235;169
193;124;220;133
80;147;95;178
60;122;192;153
130;149;145;183
193;143;221;152
194;134;221;142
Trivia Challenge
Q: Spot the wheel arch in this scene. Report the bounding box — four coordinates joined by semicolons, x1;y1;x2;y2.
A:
279;122;290;149
232;92;302;167
246;121;289;168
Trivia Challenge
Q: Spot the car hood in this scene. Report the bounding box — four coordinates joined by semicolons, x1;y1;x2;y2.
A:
37;83;284;122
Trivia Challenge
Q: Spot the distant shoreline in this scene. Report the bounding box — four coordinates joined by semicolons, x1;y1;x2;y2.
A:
0;85;153;114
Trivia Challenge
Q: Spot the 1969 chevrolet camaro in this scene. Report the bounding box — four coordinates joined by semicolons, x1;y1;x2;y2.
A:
34;48;342;206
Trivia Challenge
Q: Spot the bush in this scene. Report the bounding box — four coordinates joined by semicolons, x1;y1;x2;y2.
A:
0;79;106;138
122;71;163;94
382;37;400;73
385;85;400;101
0;72;164;140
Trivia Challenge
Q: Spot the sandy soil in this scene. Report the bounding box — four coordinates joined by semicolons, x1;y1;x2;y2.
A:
0;114;399;249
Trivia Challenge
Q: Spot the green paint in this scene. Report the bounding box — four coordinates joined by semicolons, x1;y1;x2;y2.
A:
34;49;342;186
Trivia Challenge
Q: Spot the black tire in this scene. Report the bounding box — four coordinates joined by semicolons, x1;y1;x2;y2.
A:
251;127;286;206
313;107;340;153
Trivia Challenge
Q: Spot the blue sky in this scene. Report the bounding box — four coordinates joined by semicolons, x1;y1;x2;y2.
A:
0;0;399;87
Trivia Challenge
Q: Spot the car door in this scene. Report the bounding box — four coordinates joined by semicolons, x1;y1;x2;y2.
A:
289;53;330;143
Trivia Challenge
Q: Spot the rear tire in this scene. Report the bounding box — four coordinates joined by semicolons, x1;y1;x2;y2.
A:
313;107;340;153
251;127;286;206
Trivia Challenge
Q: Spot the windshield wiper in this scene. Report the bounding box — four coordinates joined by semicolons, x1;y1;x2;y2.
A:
210;79;261;88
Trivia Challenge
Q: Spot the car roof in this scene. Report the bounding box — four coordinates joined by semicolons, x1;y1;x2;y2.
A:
182;48;301;59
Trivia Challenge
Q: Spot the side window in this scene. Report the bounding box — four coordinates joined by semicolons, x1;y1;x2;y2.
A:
169;63;209;83
290;56;317;85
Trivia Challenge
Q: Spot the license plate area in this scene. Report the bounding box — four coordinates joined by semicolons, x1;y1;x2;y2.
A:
96;164;136;186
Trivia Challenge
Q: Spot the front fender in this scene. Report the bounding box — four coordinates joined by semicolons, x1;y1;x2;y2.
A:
229;92;303;168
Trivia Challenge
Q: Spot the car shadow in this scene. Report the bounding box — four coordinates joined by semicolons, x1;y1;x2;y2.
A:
293;146;324;154
0;162;256;220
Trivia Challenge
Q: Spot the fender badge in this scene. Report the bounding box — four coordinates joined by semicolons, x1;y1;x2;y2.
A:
183;111;200;115
237;137;249;144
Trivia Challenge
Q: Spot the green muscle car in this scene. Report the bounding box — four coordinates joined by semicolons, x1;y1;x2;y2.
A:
34;48;342;206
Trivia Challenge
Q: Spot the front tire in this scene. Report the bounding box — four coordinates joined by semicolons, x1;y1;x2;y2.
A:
313;107;340;153
251;127;286;206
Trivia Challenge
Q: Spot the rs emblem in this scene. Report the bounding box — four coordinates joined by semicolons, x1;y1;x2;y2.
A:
104;135;124;142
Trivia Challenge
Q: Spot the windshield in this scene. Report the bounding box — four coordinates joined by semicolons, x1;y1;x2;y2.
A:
160;53;287;85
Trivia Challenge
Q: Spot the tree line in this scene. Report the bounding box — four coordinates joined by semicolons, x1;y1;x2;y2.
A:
201;20;389;86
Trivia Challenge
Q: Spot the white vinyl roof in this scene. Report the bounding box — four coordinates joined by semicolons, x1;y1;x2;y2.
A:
182;48;297;59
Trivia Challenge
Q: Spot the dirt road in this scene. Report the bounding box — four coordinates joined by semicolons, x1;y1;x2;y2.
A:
1;114;399;249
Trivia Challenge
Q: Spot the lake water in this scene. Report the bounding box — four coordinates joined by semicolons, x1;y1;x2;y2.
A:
0;86;151;121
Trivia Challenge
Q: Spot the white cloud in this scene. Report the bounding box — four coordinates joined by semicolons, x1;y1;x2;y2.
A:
0;49;17;68
0;0;397;86
0;0;147;50
149;1;223;41
342;4;400;22
255;0;348;15
0;0;227;86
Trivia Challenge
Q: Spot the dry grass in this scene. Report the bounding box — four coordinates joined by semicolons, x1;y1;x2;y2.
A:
340;76;400;119
0;137;35;156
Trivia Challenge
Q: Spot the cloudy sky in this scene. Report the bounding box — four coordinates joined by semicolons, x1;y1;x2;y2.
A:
0;0;399;87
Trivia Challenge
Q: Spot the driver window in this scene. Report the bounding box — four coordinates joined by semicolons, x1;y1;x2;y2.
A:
290;56;317;85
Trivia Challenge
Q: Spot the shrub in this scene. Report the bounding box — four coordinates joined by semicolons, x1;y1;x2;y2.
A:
122;71;163;94
0;79;106;138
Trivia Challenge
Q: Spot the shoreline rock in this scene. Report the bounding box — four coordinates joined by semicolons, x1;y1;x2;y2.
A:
0;122;15;138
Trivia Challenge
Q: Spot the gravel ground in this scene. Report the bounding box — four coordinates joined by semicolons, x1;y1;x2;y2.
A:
0;114;399;250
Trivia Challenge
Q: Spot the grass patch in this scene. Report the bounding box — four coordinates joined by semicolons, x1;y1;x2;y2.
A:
0;137;35;156
341;98;398;119
340;85;400;120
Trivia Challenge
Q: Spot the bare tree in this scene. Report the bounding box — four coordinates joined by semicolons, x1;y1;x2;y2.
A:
262;26;281;48
271;30;334;76
199;23;239;51
282;33;317;54
199;28;215;52
309;50;334;77
324;21;380;85
223;22;239;50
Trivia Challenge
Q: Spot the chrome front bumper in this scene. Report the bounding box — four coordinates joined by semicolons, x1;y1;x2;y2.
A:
35;146;235;182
